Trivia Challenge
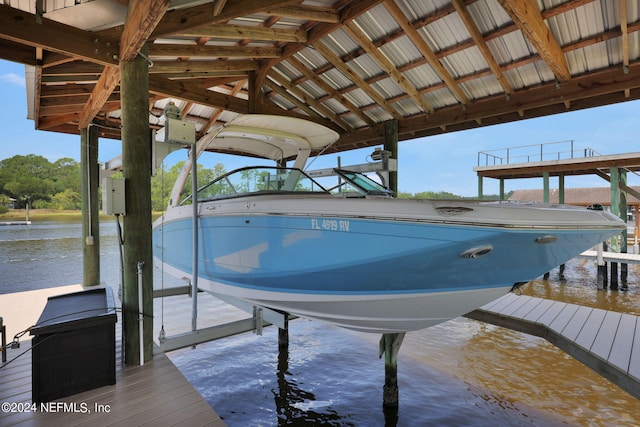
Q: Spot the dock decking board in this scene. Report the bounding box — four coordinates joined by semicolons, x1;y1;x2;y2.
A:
0;287;227;427
465;293;640;400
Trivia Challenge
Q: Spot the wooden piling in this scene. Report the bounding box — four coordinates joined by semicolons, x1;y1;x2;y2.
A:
120;45;153;365
80;125;100;286
611;262;619;290
379;332;405;408
383;120;398;194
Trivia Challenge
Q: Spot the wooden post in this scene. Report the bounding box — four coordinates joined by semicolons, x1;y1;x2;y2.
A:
620;169;628;285
121;46;153;365
610;167;620;290
81;125;100;286
383;120;398;194
543;172;550;204
635;205;639;254
596;242;605;290
379;332;405;408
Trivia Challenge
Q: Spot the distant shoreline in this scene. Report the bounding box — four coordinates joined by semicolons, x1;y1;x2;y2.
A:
1;209;163;221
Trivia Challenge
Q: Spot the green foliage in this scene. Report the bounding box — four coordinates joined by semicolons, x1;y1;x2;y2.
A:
33;189;81;210
151;161;226;210
397;190;462;199
0;155;82;209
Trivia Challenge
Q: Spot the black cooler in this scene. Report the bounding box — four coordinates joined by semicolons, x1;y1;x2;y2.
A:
30;287;117;403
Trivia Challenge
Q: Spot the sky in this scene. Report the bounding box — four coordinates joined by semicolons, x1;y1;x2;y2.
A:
1;58;639;197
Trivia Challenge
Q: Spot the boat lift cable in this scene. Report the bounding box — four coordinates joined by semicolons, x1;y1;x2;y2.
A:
303;135;340;171
114;213;125;364
159;161;166;343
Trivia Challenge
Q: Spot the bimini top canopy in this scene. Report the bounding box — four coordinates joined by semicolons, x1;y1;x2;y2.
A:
204;114;340;162
168;115;340;208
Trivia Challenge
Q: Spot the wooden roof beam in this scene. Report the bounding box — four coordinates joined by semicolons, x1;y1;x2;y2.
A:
0;4;118;66
149;60;259;74
267;71;353;131
172;24;307;43
149;44;282;59
384;0;470;105
344;20;435;114
150;0;302;39
286;55;375;126
264;78;323;119
198;79;244;138
497;0;571;82
78;0;170;129
451;0;513;96
620;0;630;98
312;40;403;121
148;75;248;114
262;5;340;23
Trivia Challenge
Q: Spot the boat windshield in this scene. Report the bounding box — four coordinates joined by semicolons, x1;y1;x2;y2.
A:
333;169;395;197
180;166;329;204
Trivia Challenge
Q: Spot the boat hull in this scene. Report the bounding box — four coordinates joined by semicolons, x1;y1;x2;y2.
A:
153;199;622;333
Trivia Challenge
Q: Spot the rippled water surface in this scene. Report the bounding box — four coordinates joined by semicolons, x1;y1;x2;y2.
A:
2;220;639;425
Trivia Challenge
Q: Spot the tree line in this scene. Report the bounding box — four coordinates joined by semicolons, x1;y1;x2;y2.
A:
0;154;227;212
0;154;504;213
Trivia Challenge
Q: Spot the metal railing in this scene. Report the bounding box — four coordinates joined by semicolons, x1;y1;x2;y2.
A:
477;140;601;167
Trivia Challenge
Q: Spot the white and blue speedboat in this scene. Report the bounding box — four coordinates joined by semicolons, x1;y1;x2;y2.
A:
153;115;625;333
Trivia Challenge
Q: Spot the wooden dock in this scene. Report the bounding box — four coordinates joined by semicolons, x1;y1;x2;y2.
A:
578;249;640;264
0;286;227;426
465;292;640;400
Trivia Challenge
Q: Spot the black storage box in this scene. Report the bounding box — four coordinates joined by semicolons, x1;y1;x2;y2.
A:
30;287;117;403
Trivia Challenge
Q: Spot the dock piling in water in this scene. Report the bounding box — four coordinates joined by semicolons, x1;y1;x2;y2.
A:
379;332;405;408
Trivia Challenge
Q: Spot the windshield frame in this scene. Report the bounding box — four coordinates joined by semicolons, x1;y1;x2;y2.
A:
179;166;330;205
333;169;395;197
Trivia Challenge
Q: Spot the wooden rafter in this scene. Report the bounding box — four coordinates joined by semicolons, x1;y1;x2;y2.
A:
267;71;353;131
265;78;323;119
0;4;118;66
150;0;301;39
312;40;403;121
149;60;259;74
497;0;571;82
621;0;630;97
286;55;375;127
383;0;470;105
343;21;435;114
149;44;282;59
148;75;248;114
213;0;228;16
78;0;171;129
451;0;513;96
263;5;340;23
172;24;307;43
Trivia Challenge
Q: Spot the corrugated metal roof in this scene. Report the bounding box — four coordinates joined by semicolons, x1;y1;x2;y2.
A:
2;0;639;153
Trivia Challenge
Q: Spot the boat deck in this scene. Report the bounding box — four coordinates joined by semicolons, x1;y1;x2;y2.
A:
465;292;640;400
0;286;228;426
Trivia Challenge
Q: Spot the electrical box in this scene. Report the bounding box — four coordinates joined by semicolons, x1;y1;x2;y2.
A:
102;177;126;215
165;118;196;145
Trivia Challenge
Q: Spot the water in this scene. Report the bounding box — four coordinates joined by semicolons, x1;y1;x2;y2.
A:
2;219;640;426
0;219;120;293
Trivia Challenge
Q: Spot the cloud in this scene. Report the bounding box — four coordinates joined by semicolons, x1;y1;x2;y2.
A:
1;72;26;87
